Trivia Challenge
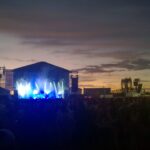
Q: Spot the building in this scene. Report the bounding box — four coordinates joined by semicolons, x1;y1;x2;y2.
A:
1;62;70;99
84;88;111;98
13;62;70;99
121;78;143;97
70;72;79;94
0;67;6;89
0;67;13;90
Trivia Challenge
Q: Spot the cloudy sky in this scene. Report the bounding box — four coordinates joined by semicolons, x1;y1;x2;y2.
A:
0;0;150;89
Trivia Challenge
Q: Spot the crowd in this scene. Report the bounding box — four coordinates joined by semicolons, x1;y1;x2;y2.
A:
0;95;150;150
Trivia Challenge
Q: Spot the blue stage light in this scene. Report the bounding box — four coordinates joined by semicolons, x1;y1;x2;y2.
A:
16;79;64;99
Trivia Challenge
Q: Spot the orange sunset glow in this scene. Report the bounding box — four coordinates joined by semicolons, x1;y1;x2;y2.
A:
0;0;150;90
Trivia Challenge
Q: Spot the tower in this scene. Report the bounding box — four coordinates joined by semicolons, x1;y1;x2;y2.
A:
121;78;132;93
70;71;79;94
134;78;142;93
0;66;14;90
0;66;6;88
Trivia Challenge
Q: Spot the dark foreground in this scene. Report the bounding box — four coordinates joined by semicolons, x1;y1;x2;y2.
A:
0;96;150;150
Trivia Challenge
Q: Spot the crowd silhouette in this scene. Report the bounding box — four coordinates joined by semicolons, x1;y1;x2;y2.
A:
0;95;150;150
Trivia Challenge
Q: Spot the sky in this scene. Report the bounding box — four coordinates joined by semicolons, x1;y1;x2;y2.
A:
0;0;150;89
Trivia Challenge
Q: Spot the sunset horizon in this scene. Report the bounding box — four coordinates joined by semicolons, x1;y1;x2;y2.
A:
0;0;150;90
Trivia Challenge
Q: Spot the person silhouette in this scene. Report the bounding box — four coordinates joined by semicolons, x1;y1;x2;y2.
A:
0;129;15;150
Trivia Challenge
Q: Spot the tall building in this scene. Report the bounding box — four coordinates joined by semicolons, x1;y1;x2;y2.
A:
0;67;13;90
70;72;79;94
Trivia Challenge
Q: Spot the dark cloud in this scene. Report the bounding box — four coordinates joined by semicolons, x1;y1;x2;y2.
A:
0;0;149;66
0;0;150;42
74;58;150;74
73;66;123;74
53;48;150;62
95;50;150;60
0;56;37;63
101;59;150;70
